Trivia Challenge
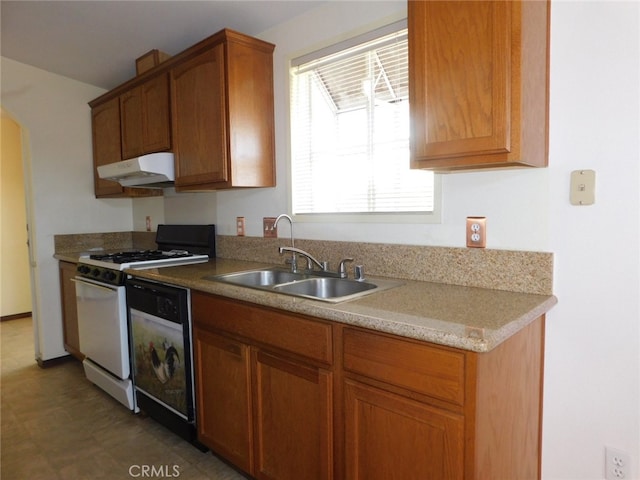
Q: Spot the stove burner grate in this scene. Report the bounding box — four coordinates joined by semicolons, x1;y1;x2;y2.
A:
89;250;194;264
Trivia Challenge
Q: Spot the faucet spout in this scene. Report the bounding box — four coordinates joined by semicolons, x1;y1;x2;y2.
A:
338;258;354;278
274;214;297;272
273;214;294;248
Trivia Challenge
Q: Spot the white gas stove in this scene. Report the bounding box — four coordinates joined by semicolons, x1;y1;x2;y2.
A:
75;224;214;285
74;224;214;413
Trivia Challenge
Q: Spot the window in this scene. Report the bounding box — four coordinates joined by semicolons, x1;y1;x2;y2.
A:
289;22;435;217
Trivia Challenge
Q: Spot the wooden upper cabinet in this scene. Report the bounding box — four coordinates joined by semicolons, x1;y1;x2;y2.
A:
91;98;128;197
91;82;163;198
409;0;550;171
171;45;228;187
120;73;171;159
171;31;276;191
89;29;275;195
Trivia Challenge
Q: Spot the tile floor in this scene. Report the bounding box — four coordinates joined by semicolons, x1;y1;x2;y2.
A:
1;317;247;480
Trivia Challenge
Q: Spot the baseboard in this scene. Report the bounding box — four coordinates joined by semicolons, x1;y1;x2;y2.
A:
1;312;32;322
37;354;74;369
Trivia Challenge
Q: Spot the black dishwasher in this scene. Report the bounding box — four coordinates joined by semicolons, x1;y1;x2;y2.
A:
126;278;205;450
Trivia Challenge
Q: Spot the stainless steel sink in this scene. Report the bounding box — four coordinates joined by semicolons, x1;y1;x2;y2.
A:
206;269;308;287
205;268;401;303
274;277;376;300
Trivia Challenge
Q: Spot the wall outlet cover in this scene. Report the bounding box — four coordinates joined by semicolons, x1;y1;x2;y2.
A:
466;217;486;248
236;217;245;236
263;217;277;238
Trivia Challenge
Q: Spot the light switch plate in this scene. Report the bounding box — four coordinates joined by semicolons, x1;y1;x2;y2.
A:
570;169;596;205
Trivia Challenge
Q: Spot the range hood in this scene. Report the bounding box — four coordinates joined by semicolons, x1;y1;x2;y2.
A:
97;152;175;188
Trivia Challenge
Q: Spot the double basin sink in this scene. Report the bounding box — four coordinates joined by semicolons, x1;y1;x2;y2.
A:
205;268;402;303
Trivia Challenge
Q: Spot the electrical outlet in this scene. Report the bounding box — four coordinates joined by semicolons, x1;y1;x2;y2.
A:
263;217;277;238
606;447;631;480
466;217;486;248
236;217;245;236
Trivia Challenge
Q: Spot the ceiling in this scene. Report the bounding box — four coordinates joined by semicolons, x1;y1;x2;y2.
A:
1;0;326;90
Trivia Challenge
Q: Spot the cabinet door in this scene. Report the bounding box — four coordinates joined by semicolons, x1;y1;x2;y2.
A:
344;379;464;480
171;45;228;188
253;349;333;480
91;99;161;198
120;88;143;159
193;327;252;473
225;37;276;188
142;74;171;153
92;98;126;197
121;74;171;159
59;261;82;360
409;0;549;170
409;0;510;167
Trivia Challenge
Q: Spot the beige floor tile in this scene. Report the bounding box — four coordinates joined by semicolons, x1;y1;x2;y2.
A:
1;318;247;480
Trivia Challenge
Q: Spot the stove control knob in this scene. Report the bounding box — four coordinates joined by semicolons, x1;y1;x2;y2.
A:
92;268;101;277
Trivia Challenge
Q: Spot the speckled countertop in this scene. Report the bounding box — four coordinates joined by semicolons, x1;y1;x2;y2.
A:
57;252;557;353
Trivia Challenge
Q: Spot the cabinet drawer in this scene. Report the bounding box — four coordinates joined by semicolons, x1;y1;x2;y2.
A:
343;328;465;406
192;292;332;365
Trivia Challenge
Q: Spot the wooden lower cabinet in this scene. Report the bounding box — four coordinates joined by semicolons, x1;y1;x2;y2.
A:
344;379;464;479
193;328;252;472
342;320;545;480
253;349;332;480
192;290;545;480
192;292;333;479
58;261;82;360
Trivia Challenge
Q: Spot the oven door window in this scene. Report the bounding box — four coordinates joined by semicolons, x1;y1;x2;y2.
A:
129;309;188;419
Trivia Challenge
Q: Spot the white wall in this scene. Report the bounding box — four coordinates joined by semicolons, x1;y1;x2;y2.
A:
1;58;134;361
211;1;553;250
543;2;640;478
1;0;638;478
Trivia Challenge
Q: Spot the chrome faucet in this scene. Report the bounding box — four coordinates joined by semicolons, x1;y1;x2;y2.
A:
274;214;297;272
279;246;325;272
338;258;355;278
278;246;355;279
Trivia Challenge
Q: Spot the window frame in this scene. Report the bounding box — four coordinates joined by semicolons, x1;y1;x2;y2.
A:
285;19;442;225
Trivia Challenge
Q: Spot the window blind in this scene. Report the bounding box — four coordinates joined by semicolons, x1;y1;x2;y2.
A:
290;25;434;215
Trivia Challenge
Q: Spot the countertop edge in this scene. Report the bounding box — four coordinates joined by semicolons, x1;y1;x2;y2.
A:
59;255;557;353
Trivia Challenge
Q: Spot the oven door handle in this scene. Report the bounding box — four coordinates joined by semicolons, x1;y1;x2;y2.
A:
72;277;120;292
